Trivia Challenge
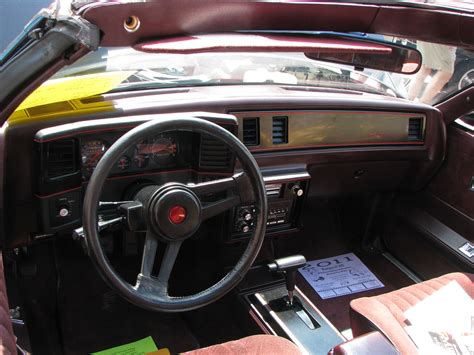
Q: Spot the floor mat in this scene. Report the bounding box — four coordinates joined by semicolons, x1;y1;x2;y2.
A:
297;253;414;332
271;199;414;332
299;253;384;299
55;240;200;355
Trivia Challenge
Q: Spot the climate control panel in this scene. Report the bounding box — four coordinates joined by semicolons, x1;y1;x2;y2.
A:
229;177;308;240
234;206;257;233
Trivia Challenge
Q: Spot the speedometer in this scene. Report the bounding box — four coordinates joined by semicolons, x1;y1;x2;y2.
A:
151;137;177;165
81;139;109;176
133;137;177;168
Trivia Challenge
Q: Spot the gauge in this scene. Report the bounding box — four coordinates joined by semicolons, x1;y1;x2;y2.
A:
81;139;109;176
151;136;178;165
117;155;131;170
133;139;150;168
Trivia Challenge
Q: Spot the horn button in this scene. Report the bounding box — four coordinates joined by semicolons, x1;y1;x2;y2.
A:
148;186;202;241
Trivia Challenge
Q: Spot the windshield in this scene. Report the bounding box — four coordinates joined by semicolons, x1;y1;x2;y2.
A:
17;38;474;112
50;49;402;97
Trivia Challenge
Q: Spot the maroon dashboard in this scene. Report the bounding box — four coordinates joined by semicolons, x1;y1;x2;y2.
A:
2;86;446;247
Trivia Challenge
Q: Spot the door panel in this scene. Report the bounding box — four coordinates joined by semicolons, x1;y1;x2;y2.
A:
427;124;474;230
383;122;474;279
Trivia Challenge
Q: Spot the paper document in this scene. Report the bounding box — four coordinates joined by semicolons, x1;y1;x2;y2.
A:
92;336;163;355
404;281;474;355
298;253;384;299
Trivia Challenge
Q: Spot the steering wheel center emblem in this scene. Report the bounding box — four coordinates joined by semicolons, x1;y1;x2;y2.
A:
169;205;187;224
148;185;202;241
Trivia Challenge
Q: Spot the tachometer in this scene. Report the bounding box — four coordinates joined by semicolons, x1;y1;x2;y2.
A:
133;139;150;168
117;155;131;170
81;139;109;176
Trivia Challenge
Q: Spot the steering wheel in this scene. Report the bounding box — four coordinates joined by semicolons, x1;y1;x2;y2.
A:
83;116;267;312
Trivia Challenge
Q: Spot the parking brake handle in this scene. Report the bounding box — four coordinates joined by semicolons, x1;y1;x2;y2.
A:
268;255;306;306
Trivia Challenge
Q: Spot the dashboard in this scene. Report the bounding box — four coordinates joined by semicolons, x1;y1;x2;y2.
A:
1;86;446;247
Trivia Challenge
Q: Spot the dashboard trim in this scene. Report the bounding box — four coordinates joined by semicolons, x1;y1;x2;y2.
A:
34;125;137;143
234;110;426;151
248;141;425;152
34;112;238;142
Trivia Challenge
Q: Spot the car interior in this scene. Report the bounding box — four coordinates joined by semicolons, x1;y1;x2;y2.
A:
0;1;473;354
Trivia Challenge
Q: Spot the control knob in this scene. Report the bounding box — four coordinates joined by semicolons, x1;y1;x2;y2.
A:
236;221;250;233
290;184;304;197
239;208;253;221
58;206;70;218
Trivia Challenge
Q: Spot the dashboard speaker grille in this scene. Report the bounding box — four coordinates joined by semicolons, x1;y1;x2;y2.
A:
199;134;232;170
272;116;288;144
46;139;77;179
408;117;424;141
242;117;259;146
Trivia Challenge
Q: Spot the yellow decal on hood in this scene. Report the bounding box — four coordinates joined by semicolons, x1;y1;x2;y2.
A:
16;71;134;111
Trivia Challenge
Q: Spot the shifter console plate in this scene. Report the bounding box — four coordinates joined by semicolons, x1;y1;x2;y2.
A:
267;296;318;330
245;285;344;354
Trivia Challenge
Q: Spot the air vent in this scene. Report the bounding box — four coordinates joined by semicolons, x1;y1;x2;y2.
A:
199;134;232;170
46;139;77;179
408;117;424;141
242;117;259;146
272;116;288;144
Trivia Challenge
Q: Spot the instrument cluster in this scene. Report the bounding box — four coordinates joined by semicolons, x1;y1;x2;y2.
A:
80;134;181;179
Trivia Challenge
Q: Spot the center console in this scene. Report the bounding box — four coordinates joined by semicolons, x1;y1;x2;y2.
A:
240;255;345;355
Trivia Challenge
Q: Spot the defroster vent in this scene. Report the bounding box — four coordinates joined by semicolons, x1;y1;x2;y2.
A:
46;139;77;179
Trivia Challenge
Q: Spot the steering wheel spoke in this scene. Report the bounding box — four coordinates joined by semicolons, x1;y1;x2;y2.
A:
189;175;236;196
202;195;241;221
136;230;182;298
190;172;254;202
140;230;159;277
135;231;182;298
190;171;256;222
156;240;182;285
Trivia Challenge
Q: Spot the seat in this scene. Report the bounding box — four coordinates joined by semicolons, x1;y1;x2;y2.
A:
329;331;398;355
183;334;302;355
350;272;474;354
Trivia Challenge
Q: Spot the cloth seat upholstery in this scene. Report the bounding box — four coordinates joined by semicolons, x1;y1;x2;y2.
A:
183;334;302;354
350;272;474;354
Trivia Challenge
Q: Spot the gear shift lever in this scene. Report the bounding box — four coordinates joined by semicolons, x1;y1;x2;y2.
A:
268;255;306;306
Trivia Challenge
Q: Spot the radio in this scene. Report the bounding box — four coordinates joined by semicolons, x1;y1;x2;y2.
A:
230;177;308;240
